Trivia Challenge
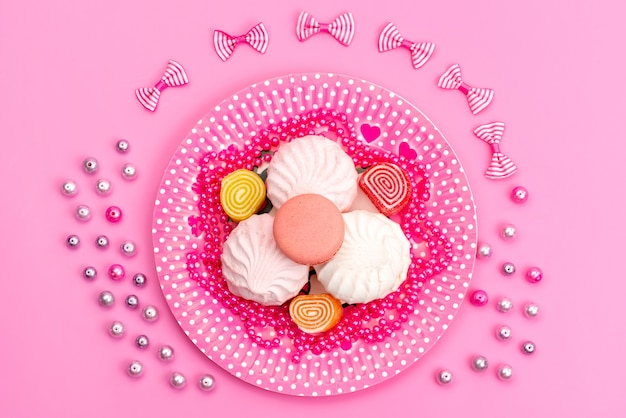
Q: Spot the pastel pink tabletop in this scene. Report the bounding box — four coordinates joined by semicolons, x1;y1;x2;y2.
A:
1;0;625;417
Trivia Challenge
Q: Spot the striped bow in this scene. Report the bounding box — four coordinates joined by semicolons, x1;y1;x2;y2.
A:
473;122;517;180
378;22;435;69
213;22;269;61
438;64;494;115
296;11;355;46
135;60;189;112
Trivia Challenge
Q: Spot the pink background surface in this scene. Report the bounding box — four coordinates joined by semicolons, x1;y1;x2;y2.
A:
1;0;624;416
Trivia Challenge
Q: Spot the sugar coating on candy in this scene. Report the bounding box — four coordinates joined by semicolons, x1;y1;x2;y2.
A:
220;169;266;222
273;194;345;265
266;135;358;211
358;162;412;216
289;293;343;334
315;210;411;304
221;214;309;306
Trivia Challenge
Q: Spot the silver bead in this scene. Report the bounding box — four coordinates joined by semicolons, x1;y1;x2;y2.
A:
121;240;136;257
471;355;489;372
116;139;130;153
436;369;453;385
122;163;137;180
62;180;78;197
133;273;147;287
67;234;80;249
142;305;158;322
127;360;143;377
199;374;216;391
75;205;92;222
96;178;112;195
158;345;175;361
501;224;517;240
83;266;97;280
496;297;513;313
135;335;150;349
109;321;125;337
98;290;115;307
522;341;536;355
524;302;540;318
170;372;186;389
497;364;513;380
496;325;512;341
476;242;493;259
83;157;99;174
502;262;516;276
96;235;110;249
125;294;139;309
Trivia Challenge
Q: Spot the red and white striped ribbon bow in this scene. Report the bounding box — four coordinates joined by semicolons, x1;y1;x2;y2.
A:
378;22;435;69
213;22;269;61
438;64;494;115
296;11;355;46
135;60;189;112
473;122;518;180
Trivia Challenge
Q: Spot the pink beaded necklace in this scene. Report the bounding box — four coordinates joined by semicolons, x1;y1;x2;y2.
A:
185;109;453;362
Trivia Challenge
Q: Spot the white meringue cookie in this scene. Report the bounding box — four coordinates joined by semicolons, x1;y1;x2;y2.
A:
221;214;309;306
266;135;358;211
315;210;411;304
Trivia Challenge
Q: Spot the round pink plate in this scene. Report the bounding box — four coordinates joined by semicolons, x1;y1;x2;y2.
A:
152;73;477;396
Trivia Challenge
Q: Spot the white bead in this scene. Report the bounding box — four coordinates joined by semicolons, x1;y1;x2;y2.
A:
497;364;513;380
83;157;98;174
116;139;130;153
125;294;139;309
96;235;110;249
83;266;97;280
496;297;513;313
199;375;216;391
496;325;512;340
522;341;536;354
66;234;80;249
436;369;453;385
96;178;112;195
524;303;540;318
75;205;91;221
501;224;517;239
98;291;115;307
142;305;158;322
122;163;137;180
121;240;136;257
109;321;125;337
471;355;489;371
170;372;186;389
135;335;150;349
158;345;174;361
133;273;147;287
62;180;78;197
476;242;493;259
127;361;143;377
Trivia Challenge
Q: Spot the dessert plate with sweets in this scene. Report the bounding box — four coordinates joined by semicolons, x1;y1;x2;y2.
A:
152;73;477;396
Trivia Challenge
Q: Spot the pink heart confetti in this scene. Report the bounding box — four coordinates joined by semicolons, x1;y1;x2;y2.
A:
399;141;417;160
360;124;381;143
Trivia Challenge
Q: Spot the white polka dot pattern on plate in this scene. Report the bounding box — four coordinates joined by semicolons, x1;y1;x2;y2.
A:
152;73;477;396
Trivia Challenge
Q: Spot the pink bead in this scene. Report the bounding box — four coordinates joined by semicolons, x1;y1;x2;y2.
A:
511;186;529;203
470;289;489;306
108;264;125;281
525;266;543;283
105;206;123;223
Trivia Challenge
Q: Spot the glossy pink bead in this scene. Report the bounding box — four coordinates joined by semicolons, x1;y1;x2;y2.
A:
511;186;529;203
105;206;123;223
525;266;543;283
108;264;126;281
470;289;489;306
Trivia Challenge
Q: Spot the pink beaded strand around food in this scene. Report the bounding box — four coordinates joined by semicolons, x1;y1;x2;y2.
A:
185;109;453;362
